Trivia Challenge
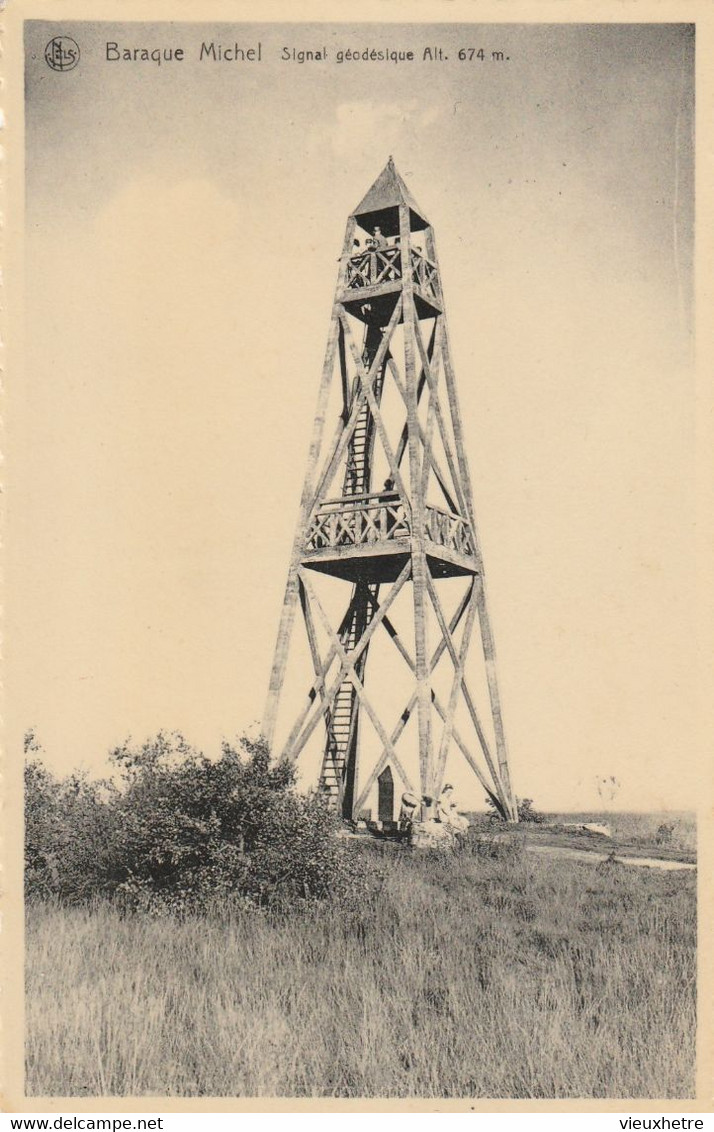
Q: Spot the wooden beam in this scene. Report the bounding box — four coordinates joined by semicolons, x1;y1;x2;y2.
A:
425;572;508;807
352;585;472;817
433;582;479;794
475;577;517;817
338;321;350;421
414;319;469;521
419;352;439;502
400;202;433;797
285;563;411;763
387;351;459;516
298;576;332;732
375;598;504;812
311;296;403;506
280;593;361;760
263;218;358;745
426;230;517;819
299;567;415;796
432;694;504;814
393;320;438;470
339;312;410;504
282;654;353;766
338;582;379;814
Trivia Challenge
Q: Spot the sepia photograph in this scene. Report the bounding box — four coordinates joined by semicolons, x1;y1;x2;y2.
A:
2;4;709;1111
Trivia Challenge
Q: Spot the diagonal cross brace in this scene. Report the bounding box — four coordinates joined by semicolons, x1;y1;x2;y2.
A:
386;353;460;517
281;589;363;759
299;568;416;797
413;319;470;520
372;588;505;811
424;572;508;805
351;581;473;816
311;298;404;509
282;562;411;767
433;583;480;792
339;312;411;505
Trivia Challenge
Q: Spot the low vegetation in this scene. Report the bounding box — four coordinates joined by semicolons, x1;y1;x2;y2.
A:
24;734;697;1099
25;731;354;913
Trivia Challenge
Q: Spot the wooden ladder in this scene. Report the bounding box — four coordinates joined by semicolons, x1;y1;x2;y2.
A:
319;341;386;810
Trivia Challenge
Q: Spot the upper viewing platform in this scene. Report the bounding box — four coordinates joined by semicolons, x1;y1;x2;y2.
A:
340;158;442;323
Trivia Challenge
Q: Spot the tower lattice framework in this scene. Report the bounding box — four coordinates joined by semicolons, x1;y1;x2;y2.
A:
263;159;518;823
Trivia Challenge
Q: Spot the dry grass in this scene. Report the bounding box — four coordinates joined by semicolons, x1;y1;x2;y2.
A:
25;841;696;1099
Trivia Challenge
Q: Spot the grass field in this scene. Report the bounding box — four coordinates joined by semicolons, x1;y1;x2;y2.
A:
470;811;698;865
542;811;697;855
25;833;696;1099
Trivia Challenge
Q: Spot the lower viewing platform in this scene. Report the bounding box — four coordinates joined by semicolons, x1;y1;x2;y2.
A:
302;492;479;581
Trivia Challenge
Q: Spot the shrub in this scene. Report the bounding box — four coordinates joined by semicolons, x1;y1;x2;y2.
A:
484;794;543;824
516;797;544;824
24;731;353;913
24;742;121;903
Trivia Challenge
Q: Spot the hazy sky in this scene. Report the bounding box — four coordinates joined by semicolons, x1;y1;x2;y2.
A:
14;20;696;810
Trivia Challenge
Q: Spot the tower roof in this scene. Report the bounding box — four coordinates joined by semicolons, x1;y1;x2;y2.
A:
353;157;429;236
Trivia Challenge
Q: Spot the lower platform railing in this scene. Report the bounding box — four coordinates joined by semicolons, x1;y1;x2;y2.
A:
306;493;474;558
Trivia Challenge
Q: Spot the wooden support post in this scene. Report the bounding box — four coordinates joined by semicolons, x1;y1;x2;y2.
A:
263;218;357;746
366;597;505;814
312;297;403;506
433;581;479;795
338;321;349;421
387;352;458;515
400;202;433;799
419;351;439;502
299;568;416;798
474;576;517;817
280;594;361;760
393;321;438;471
339;312;410;504
413;321;469;521
338;583;378;817
424;570;508;809
299;576;332;729
428;227;518;820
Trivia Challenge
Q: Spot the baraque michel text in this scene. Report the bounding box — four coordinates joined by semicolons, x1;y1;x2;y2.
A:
103;42;510;66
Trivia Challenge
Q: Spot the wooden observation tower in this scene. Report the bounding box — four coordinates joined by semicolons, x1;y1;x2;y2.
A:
263;159;518;823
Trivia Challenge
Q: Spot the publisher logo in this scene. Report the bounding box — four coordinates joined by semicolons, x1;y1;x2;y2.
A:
44;36;80;72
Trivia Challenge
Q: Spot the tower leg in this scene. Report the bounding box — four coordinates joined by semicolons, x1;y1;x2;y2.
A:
400;203;433;800
263;569;300;747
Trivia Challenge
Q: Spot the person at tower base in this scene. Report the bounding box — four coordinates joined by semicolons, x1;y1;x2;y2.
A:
399;791;420;825
437;783;469;833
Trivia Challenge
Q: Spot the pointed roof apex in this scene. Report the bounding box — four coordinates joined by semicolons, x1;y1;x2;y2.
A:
353;158;429;235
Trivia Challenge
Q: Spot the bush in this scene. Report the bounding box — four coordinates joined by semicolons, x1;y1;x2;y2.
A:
515;797;544;824
484;794;543;824
24;749;121;903
25;731;353;913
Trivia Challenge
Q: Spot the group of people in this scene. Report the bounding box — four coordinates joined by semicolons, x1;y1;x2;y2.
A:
399;783;469;834
352;226;399;253
365;226;389;251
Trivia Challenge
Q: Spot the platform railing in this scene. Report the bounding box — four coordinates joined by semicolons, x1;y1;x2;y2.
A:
424;505;475;557
306;493;473;558
307;493;409;551
410;247;440;300
344;246;440;298
345;247;402;289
